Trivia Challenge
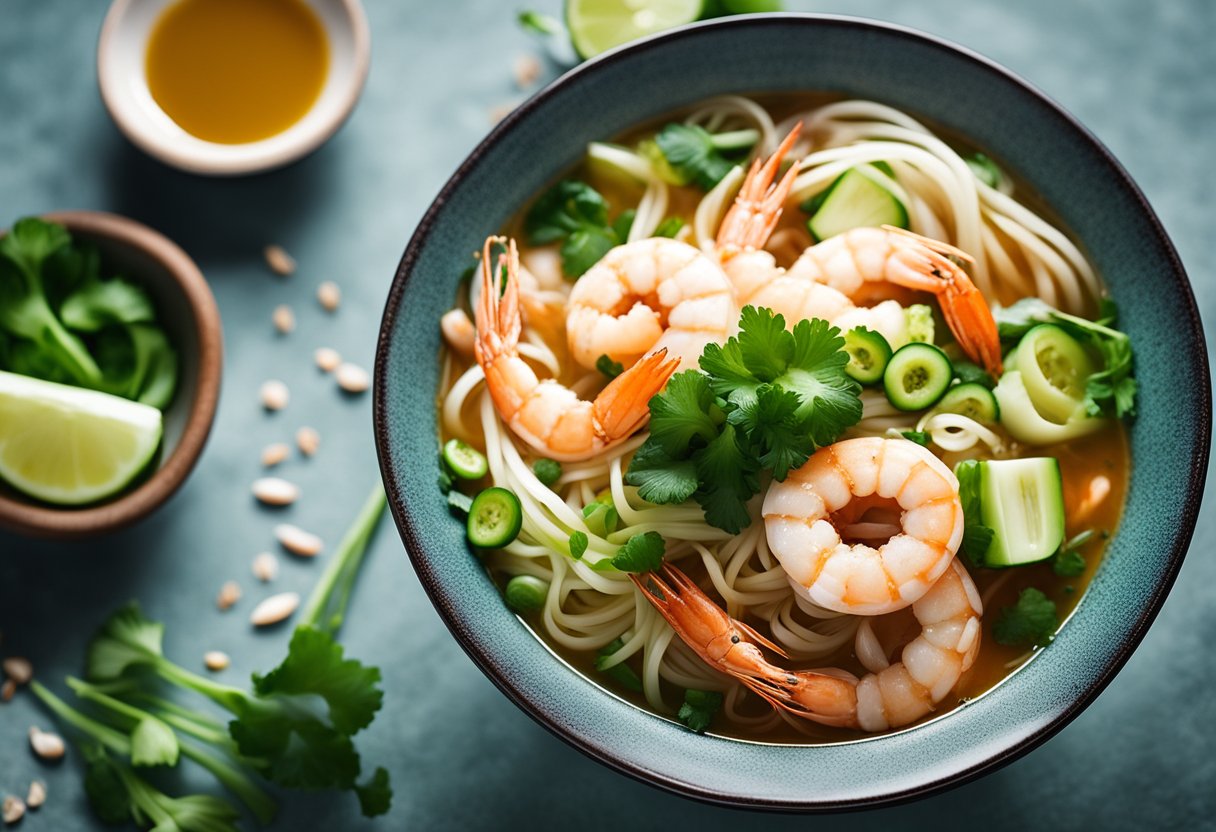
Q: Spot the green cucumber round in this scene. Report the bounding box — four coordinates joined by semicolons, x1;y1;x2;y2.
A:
843;327;893;384
883;343;953;411
467;487;523;548
937;382;1000;425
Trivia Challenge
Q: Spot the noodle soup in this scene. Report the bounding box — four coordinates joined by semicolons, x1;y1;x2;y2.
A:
436;94;1134;742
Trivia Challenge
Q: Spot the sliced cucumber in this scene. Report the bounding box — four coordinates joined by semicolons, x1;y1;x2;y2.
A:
976;458;1066;567
1015;324;1094;424
443;438;488;480
843;327;893;384
467;487;523;548
806;167;908;242
883;343;953;411
937;382;1000;425
994;371;1103;445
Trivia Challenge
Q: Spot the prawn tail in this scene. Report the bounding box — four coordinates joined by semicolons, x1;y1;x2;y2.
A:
593;349;679;442
881;226;1003;377
716;123;803;253
474;235;521;366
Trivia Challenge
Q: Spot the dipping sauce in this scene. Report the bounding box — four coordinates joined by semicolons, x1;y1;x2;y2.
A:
145;0;330;144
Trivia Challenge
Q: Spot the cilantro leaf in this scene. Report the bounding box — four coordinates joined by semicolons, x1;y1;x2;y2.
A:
60;274;155;332
952;360;995;389
611;531;666;573
251;626;383;737
677;689;723;733
524;180;608;243
595;354;624;379
901;430;930;446
653;124;753;190
561;225;617;278
694;422;761;534
992;588;1058;647
729;384;813;479
85;602;165;680
596;638;642;692
523;180;627;278
1052;529;1094;577
354;767;393;817
624;438;698;505
1052;548;1085;578
647;370;721;455
568;531;588;559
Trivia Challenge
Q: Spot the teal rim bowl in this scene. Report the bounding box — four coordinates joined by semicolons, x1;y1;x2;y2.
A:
374;14;1210;810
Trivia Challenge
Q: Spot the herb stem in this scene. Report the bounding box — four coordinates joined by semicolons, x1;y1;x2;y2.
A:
30;680;131;755
298;484;388;635
180;741;277;825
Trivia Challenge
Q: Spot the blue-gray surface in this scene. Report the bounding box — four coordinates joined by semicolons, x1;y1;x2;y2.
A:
0;1;1211;829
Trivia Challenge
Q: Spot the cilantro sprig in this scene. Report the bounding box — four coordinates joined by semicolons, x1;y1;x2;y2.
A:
523;180;631;278
32;486;394;825
644;124;758;190
0;217;179;409
626;306;862;533
992;587;1058;648
995;297;1137;419
677;689;723;733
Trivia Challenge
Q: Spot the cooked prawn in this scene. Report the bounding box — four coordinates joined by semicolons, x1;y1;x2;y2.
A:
565;237;736;372
474;236;679;461
763;437;964;616
632;558;981;731
716;129;1003;376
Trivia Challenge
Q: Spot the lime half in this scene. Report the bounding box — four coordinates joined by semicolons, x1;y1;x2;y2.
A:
0;370;163;505
567;0;706;59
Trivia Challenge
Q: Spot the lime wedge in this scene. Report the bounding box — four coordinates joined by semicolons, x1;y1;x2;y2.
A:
567;0;706;59
0;370;163;505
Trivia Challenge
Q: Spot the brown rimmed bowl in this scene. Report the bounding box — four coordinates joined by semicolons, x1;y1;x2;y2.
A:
0;210;222;539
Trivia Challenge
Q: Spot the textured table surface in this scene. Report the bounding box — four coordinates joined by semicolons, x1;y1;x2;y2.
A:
1;1;1213;829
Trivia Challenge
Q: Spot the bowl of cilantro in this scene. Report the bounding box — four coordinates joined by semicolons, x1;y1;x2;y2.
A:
374;13;1206;811
0;211;222;538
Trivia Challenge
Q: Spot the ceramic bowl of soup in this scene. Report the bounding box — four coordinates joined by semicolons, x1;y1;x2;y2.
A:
373;14;1209;809
97;0;370;176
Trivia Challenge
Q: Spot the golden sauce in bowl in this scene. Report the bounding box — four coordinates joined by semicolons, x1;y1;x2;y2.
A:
145;0;330;144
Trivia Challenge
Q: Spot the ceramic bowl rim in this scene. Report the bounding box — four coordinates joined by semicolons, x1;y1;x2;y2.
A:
373;13;1210;810
96;0;371;176
0;210;223;539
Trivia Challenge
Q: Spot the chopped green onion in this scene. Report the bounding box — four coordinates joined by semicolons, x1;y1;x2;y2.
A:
533;458;562;487
504;575;549;613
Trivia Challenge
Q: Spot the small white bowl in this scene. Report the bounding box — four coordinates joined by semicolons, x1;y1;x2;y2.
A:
98;0;370;176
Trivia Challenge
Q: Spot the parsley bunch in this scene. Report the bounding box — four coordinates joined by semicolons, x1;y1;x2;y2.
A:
995;297;1137;419
523;180;634;278
626;306;862;533
31;486;393;827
